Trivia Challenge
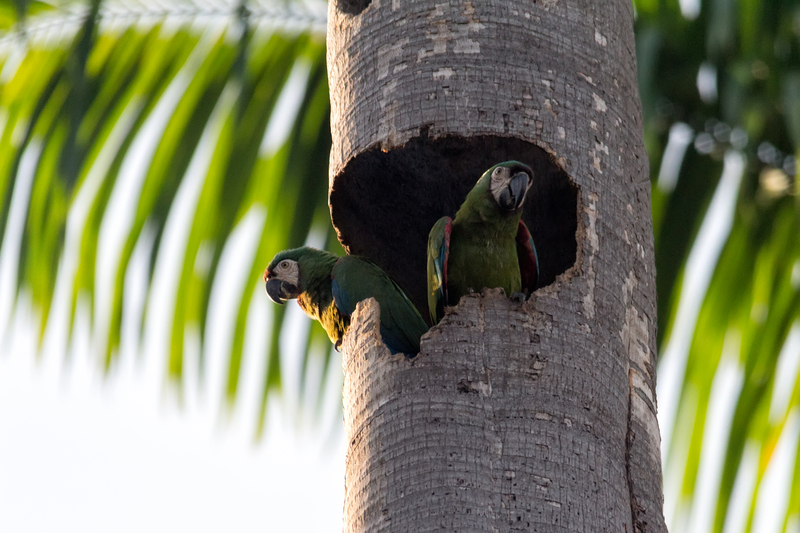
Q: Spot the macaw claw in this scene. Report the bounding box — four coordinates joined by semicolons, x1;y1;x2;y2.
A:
510;292;526;303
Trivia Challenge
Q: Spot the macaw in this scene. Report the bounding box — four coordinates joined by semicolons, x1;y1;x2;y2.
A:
264;247;429;355
427;161;539;324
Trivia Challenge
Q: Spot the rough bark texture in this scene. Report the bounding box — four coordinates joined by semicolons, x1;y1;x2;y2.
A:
329;0;665;532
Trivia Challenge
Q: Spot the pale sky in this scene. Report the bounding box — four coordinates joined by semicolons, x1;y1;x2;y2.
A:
0;127;346;532
0;222;346;532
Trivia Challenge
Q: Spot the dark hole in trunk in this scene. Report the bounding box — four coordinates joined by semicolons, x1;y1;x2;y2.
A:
333;0;372;15
329;134;579;324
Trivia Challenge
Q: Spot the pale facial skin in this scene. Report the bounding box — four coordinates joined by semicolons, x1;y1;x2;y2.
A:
271;259;299;286
264;259;300;304
489;165;532;211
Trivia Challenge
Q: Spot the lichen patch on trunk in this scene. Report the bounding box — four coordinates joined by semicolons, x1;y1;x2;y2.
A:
377;38;409;80
582;192;599;319
593;93;608;112
622;270;659;454
418;1;484;60
621;275;647;362
622;270;663;533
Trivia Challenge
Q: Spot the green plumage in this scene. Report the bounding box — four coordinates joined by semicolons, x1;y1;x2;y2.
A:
265;247;428;355
447;178;523;299
289;251;348;346
427;161;538;324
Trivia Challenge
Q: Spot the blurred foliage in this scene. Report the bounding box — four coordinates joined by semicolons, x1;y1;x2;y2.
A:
0;0;799;531
0;0;337;432
636;0;800;532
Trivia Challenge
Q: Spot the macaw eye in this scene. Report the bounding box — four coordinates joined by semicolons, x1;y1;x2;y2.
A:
492;168;501;177
280;261;289;269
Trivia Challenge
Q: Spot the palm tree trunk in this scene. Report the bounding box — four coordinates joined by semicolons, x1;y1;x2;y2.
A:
328;0;666;531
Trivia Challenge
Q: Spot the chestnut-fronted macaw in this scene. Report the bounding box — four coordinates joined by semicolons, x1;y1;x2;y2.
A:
265;247;428;355
427;161;539;324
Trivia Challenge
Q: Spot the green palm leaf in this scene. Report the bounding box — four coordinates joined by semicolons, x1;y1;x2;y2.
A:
0;0;331;422
636;1;800;532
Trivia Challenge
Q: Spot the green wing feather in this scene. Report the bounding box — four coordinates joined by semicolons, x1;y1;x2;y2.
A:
426;216;452;325
332;256;428;355
516;220;540;296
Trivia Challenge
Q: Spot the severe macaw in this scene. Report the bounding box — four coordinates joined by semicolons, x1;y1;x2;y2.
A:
264;247;429;355
427;161;539;324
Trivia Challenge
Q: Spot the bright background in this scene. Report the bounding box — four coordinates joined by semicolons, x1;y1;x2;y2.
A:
0;168;346;531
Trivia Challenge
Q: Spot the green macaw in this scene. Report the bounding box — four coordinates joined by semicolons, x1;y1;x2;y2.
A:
427;161;540;324
264;247;429;355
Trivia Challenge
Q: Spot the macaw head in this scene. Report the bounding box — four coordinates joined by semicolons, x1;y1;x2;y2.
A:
263;247;338;305
486;161;534;211
264;250;302;305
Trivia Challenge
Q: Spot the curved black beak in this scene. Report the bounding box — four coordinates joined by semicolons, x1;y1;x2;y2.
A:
265;278;297;305
498;172;531;210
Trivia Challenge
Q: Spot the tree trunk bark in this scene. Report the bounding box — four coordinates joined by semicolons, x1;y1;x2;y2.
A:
328;0;666;532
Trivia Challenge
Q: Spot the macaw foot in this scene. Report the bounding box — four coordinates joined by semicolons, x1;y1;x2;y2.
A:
510;292;527;303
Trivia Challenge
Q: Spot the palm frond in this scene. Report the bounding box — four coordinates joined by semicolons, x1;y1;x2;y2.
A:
0;0;326;45
636;1;800;531
0;0;332;426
